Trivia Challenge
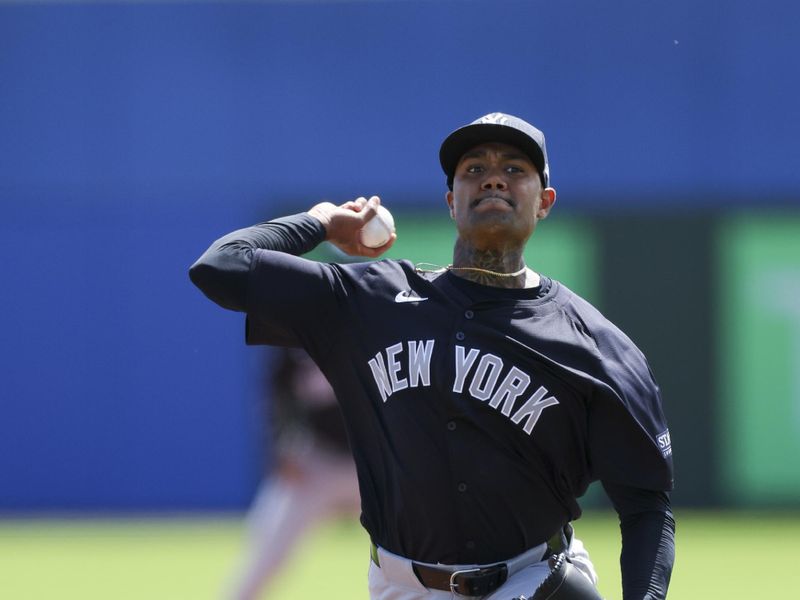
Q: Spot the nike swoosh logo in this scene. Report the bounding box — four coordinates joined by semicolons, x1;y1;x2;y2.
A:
394;290;429;303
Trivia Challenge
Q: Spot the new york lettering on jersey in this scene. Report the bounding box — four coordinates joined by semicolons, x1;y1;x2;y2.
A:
367;340;559;436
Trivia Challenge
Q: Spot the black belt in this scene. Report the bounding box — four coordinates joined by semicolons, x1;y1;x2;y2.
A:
369;525;571;597
369;542;508;596
413;562;509;596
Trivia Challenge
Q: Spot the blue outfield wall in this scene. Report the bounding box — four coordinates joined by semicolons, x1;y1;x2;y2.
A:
1;0;799;510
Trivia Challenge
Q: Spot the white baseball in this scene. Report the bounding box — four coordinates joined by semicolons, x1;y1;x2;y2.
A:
359;205;395;248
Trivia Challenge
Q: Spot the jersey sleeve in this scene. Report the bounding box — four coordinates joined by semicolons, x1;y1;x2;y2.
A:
189;212;328;313
603;482;675;600
244;249;351;351
586;324;674;491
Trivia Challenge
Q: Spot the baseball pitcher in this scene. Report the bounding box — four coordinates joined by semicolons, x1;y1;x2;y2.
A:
190;113;675;599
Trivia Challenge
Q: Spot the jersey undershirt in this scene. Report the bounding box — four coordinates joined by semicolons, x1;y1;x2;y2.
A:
190;212;675;599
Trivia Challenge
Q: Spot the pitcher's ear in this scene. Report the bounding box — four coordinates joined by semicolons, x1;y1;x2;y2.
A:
446;191;456;219
538;187;556;218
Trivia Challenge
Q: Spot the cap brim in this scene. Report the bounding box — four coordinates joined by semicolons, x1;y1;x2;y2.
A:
439;123;546;185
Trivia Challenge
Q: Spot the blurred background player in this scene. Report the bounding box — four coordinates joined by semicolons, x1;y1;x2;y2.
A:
223;347;360;600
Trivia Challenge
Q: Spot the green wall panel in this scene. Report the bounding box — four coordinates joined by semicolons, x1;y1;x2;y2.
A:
719;215;800;504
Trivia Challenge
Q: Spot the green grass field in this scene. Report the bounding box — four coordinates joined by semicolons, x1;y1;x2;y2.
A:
1;510;799;599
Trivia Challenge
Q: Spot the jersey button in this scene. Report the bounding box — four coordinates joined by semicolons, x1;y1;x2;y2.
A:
455;332;465;341
464;310;474;319
457;482;467;493
447;421;457;431
465;540;476;550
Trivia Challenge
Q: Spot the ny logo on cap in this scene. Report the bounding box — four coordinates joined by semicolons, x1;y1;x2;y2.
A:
478;112;510;126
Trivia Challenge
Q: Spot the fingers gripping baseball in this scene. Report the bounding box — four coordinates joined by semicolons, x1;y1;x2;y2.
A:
308;196;396;257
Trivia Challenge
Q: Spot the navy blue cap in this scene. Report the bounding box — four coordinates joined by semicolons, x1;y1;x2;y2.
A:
439;112;550;189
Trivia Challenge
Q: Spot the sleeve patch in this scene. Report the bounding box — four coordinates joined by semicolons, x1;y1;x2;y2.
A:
656;430;672;458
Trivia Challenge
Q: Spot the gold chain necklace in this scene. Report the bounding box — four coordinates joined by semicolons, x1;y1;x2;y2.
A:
416;263;528;278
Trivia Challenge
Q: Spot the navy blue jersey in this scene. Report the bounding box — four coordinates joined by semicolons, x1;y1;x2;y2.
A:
243;250;673;564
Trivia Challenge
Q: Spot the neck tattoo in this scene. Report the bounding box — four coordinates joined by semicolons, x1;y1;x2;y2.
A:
417;245;534;288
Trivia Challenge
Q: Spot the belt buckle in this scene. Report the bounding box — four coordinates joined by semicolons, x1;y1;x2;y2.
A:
449;567;481;595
